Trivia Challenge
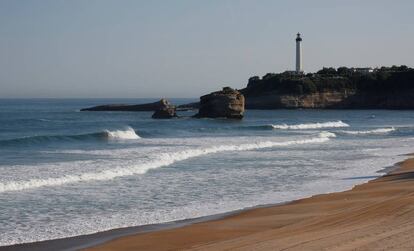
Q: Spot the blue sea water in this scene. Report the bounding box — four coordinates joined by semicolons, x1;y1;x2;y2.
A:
0;98;414;246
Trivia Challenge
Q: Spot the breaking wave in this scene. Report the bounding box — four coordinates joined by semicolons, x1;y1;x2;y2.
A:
103;127;140;140
340;127;396;135
0;133;335;193
270;120;349;130
0;127;140;146
319;131;336;138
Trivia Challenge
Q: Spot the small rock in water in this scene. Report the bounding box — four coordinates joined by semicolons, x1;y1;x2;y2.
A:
152;107;177;119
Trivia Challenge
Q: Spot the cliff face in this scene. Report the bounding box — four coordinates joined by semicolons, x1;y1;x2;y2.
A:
241;69;414;109
341;92;414;109
195;87;245;119
245;91;353;109
245;91;414;109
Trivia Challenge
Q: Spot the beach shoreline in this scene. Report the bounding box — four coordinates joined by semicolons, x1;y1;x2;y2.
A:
2;154;412;251
0;203;279;251
85;154;414;251
1;190;295;251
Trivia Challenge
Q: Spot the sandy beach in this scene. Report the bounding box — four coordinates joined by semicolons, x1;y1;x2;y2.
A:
1;1;414;250
85;156;414;251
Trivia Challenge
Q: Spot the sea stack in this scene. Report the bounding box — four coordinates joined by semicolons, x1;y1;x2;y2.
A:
195;87;245;119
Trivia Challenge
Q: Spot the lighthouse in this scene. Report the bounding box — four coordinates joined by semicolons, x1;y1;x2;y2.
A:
295;33;303;73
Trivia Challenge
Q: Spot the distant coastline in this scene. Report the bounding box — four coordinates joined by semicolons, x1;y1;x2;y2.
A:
79;65;414;112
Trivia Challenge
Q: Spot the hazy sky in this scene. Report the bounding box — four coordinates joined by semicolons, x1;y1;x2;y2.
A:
1;0;413;98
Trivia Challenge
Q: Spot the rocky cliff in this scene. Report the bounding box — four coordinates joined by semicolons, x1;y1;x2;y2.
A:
245;91;351;109
244;91;414;109
241;68;414;109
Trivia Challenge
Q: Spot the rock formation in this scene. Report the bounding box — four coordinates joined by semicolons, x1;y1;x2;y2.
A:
81;99;173;112
152;107;177;119
241;66;414;109
244;91;414;109
195;87;245;119
245;91;354;109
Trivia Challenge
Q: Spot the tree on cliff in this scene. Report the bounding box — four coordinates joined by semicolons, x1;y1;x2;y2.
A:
337;67;353;76
317;67;337;75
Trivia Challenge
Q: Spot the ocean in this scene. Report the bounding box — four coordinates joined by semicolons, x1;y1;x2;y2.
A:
0;98;413;246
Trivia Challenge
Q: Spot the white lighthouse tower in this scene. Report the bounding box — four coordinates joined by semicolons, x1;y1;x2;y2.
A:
295;33;303;74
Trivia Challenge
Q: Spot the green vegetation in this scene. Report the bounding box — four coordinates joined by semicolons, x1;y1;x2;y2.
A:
242;65;414;96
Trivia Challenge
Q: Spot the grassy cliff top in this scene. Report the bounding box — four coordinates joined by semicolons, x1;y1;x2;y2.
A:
241;65;414;96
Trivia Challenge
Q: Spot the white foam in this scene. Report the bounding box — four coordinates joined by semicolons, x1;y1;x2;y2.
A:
104;127;140;140
270;120;349;130
4;140;410;247
319;131;336;138
0;134;333;193
340;127;395;135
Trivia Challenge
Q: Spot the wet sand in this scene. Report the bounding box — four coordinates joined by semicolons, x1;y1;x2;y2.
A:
85;156;414;251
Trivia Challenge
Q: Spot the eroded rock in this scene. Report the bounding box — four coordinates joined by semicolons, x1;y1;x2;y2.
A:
152;107;177;119
195;87;245;119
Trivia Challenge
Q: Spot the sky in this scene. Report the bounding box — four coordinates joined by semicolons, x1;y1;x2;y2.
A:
0;0;413;98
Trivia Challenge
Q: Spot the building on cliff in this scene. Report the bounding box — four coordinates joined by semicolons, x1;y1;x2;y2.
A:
352;67;374;74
